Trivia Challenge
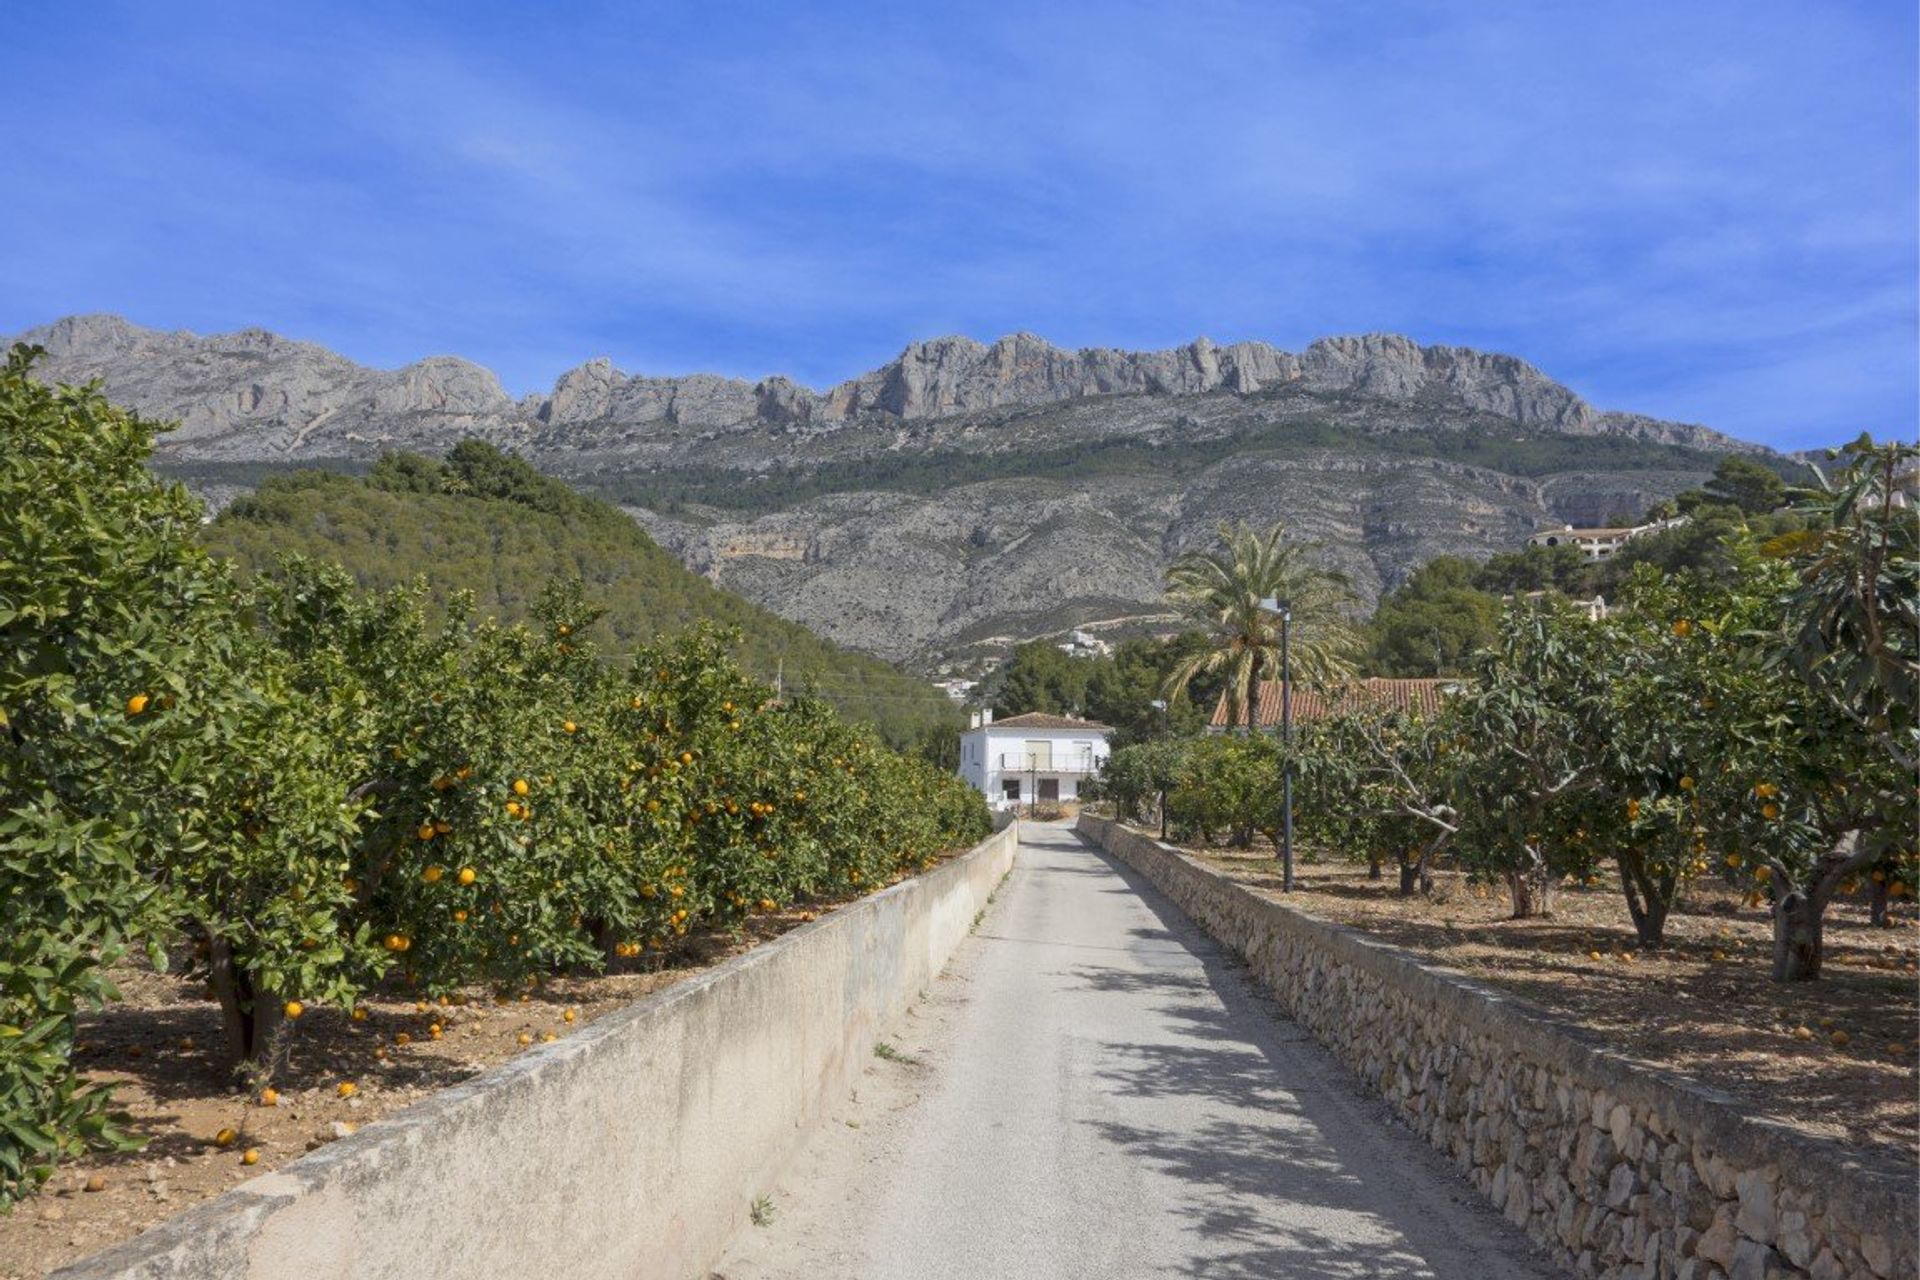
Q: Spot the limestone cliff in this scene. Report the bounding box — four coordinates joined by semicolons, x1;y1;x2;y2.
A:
10;314;1760;668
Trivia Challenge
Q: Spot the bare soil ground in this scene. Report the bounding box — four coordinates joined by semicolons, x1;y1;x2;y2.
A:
0;890;880;1280
1178;837;1920;1170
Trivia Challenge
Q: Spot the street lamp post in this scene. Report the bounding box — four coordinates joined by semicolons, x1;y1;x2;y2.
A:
1260;596;1295;892
1150;698;1168;839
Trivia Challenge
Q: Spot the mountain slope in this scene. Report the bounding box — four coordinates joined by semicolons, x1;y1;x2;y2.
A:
202;449;958;745
15;315;1774;671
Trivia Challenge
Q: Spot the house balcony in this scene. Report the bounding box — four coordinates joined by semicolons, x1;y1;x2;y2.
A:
993;753;1101;775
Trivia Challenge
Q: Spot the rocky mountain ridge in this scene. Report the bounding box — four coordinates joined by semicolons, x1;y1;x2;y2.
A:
16;314;1746;459
11;314;1763;670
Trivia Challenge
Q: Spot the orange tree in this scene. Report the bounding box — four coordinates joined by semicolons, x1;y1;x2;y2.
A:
0;347;235;1201
607;627;988;951
248;563;988;996
160;640;370;1072
250;563;644;997
612;624;800;949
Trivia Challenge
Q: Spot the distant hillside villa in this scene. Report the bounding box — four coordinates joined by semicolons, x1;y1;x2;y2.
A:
1207;677;1458;731
958;710;1112;810
1055;629;1113;659
1527;516;1686;560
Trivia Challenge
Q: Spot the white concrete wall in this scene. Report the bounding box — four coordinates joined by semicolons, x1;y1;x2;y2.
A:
55;823;1020;1280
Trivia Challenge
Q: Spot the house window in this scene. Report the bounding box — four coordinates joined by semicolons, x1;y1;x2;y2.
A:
1038;778;1060;802
1002;779;1021;802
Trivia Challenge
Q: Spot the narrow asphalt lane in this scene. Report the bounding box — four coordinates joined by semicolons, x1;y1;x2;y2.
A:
714;821;1558;1280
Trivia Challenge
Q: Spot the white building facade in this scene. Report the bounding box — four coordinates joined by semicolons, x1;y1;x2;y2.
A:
957;710;1112;811
1527;516;1687;561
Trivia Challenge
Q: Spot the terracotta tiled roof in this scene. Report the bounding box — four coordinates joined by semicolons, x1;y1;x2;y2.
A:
981;712;1114;732
1208;678;1457;729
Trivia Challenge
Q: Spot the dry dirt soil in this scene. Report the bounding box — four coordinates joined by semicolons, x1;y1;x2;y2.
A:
1186;841;1920;1170
0;894;868;1280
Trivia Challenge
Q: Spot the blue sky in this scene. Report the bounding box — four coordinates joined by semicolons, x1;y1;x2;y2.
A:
1;1;1912;449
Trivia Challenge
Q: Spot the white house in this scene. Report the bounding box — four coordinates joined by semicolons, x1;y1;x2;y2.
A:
931;677;979;702
1055;629;1112;659
957;710;1112;811
1526;516;1687;561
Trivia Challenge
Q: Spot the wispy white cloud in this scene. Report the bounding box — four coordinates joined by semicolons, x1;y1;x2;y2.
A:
0;0;1910;446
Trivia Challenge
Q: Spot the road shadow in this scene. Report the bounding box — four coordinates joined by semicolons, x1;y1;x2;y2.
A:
1048;827;1555;1280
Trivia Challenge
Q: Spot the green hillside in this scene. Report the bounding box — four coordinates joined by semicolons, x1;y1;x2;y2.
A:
203;442;959;747
581;416;1771;516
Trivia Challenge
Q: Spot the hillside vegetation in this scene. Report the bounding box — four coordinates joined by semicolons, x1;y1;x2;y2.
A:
204;443;958;746
584;414;1760;516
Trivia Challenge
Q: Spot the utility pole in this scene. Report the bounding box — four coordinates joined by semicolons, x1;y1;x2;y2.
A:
1260;597;1295;893
1280;604;1294;893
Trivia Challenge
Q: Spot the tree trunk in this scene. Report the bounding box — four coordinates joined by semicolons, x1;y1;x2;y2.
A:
206;932;286;1079
1771;888;1824;981
1367;852;1384;882
1617;857;1670;948
1420;834;1441;894
1397;852;1420;897
1243;652;1261;737
1768;835;1876;982
1505;870;1537;918
1506;861;1553;919
1869;878;1891;927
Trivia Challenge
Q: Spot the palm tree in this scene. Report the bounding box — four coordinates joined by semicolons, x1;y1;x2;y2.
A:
1161;521;1360;729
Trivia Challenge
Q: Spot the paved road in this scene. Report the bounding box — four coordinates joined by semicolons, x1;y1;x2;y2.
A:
715;822;1557;1280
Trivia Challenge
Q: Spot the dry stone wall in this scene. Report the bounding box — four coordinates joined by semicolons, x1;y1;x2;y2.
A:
1077;815;1916;1280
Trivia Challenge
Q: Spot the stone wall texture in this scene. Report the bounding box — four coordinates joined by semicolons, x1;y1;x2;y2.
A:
1077;815;1916;1280
54;822;1020;1280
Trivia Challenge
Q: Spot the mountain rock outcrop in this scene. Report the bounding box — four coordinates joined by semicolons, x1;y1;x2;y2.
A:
23;314;518;458
15;313;1745;452
9;314;1760;669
